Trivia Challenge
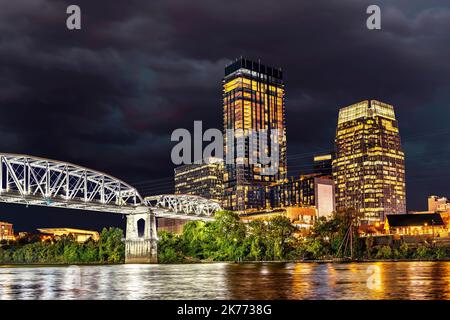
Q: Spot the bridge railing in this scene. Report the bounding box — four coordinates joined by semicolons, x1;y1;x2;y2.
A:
0;154;223;219
0;153;145;214
144;194;222;219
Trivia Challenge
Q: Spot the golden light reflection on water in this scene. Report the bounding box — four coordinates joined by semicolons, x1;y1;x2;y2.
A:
366;262;383;299
291;263;313;299
445;263;450;300
0;262;450;300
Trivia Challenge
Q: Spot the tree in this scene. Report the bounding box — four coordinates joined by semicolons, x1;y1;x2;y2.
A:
375;246;392;259
266;215;296;260
99;227;125;263
246;220;268;261
211;211;247;261
0;228;126;264
398;242;410;259
80;239;100;262
158;231;183;263
435;247;448;260
414;245;433;259
180;220;207;259
301;237;325;259
309;216;341;258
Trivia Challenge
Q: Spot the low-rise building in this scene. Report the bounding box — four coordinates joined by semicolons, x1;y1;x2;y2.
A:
439;210;450;223
37;228;100;243
269;174;335;220
239;174;336;229
312;153;334;176
240;206;319;230
285;206;318;228
385;213;447;237
157;218;187;235
428;195;450;212
0;221;14;241
358;222;385;236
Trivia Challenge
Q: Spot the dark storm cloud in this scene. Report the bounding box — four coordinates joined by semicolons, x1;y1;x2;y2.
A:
1;0;450;222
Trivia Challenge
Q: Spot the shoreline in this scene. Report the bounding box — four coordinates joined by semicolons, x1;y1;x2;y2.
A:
0;262;122;267
2;258;450;267
225;258;450;263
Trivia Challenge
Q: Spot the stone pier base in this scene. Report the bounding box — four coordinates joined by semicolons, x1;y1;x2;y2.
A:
125;210;158;264
125;239;158;264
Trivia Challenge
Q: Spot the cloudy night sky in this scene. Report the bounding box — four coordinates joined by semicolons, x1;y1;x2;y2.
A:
1;0;450;231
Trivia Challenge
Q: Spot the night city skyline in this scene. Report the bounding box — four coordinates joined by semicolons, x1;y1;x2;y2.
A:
1;0;450;232
4;1;450;309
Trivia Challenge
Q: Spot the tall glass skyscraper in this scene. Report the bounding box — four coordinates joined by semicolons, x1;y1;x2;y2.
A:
332;100;406;224
223;58;287;212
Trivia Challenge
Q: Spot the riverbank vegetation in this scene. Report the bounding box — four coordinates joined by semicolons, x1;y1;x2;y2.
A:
0;227;124;264
2;212;449;265
158;210;298;263
158;210;450;263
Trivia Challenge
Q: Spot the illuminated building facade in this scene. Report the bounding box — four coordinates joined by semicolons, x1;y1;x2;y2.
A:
0;221;14;241
223;58;287;211
269;175;335;219
428;195;450;212
333;100;406;224
37;228;99;243
240;207;317;229
174;157;224;202
156;218;187;235
313;153;333;177
384;213;446;236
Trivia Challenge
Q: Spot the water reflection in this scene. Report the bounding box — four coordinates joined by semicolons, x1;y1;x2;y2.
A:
0;262;450;300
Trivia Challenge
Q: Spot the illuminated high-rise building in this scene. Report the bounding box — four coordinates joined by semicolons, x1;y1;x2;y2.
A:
174;157;224;202
313;153;334;177
332;100;406;224
223;58;287;212
166;157;224;235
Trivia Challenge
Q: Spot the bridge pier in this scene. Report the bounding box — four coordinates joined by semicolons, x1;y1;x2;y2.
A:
125;210;158;264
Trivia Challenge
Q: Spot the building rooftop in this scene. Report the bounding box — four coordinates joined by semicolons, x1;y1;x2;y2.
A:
386;213;444;227
338;100;396;124
313;154;332;162
225;57;283;79
38;228;100;240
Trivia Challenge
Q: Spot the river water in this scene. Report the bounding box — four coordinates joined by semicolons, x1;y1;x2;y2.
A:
1;262;450;300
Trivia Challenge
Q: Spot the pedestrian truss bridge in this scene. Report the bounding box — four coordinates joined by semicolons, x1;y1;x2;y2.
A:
145;194;220;221
0;153;221;220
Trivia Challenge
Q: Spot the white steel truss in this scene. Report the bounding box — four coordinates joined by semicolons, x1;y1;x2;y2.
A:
144;194;222;220
0;153;147;214
0;153;223;220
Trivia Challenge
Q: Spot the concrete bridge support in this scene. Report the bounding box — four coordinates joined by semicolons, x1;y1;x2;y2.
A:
125;210;158;263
